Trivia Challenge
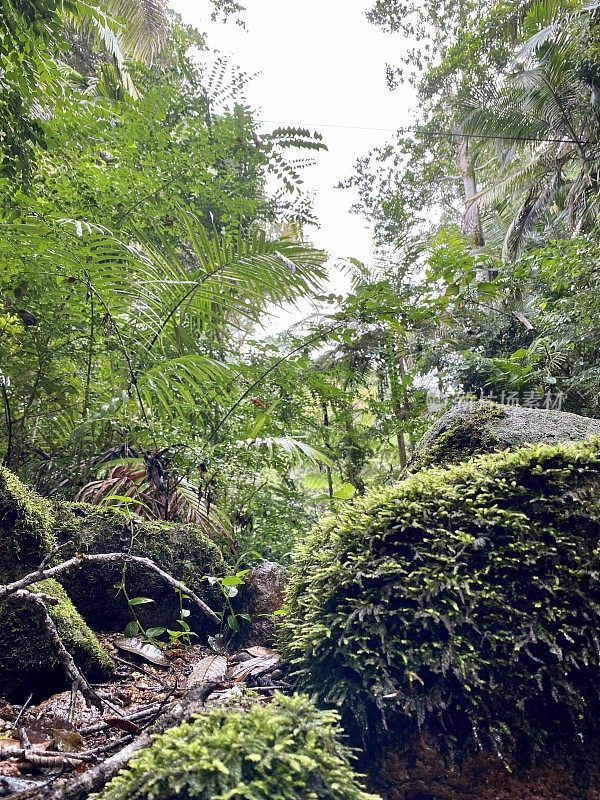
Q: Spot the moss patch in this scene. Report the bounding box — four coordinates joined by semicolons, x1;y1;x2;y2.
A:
0;465;55;578
280;438;600;763
97;693;379;800
411;401;506;470
0;578;114;702
55;504;228;635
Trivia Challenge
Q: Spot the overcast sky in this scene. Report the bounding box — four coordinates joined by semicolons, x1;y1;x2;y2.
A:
169;0;416;325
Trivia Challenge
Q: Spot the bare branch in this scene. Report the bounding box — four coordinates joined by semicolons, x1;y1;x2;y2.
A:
0;552;220;625
12;590;103;710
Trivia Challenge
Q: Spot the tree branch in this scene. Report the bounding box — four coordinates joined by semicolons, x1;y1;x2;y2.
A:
0;552;220;625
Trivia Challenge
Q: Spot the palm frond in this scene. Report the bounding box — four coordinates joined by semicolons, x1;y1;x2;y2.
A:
67;1;137;96
247;437;333;466
76;460;233;545
105;0;169;65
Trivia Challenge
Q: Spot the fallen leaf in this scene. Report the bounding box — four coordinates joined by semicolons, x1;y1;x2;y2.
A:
52;730;84;752
104;717;142;735
206;685;244;705
113;637;171;667
186;655;227;688
227;655;281;682
244;646;277;659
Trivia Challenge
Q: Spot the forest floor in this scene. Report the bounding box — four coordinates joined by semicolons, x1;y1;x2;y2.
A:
0;634;287;798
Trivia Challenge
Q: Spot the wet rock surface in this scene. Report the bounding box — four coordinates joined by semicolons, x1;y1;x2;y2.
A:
242;561;288;646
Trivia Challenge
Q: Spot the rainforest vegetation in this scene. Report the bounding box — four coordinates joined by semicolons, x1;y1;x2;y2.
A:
3;0;600;798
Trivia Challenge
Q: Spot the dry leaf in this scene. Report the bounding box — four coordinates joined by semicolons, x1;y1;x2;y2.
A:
227;655;281;682
52;730;84;752
186;655;227;688
103;717;142;735
206;685;244;705
244;646;277;659
114;637;170;667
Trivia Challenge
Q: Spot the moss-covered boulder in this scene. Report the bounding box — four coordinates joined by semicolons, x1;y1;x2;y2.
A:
413;400;600;469
0;468;114;699
280;439;600;792
0;465;56;579
55;505;228;635
98;693;379;800
0;578;114;701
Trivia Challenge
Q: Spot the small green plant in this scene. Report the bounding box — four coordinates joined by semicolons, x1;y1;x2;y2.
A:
204;569;251;634
113;564;156;639
145;589;198;646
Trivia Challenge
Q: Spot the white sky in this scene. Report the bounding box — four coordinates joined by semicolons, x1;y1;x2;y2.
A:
169;0;416;326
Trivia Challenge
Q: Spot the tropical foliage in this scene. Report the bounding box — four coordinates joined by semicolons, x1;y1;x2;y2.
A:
5;0;600;575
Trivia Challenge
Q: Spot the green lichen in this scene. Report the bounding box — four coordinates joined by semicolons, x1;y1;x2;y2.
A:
0;578;114;701
280;438;600;760
0;465;56;578
97;693;379;800
412;401;600;471
55;504;228;634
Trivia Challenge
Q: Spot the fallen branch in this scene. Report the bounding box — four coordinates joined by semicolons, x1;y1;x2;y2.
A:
80;700;173;736
11;591;103;710
0;552;220;625
37;683;220;800
0;747;97;766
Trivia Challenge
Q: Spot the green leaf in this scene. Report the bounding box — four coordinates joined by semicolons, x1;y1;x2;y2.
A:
227;614;240;632
129;596;155;606
124;620;140;637
145;627;167;638
332;483;356;501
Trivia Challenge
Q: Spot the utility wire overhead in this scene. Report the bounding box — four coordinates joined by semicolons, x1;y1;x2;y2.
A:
260;120;582;145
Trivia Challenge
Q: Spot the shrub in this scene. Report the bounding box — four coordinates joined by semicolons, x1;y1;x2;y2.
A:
280;439;600;759
97;693;379;800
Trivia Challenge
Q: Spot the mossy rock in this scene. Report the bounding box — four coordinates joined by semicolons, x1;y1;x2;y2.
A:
98;693;379;800
412;400;600;470
280;439;600;767
0;468;113;700
0;465;56;579
55;505;228;635
0;578;114;702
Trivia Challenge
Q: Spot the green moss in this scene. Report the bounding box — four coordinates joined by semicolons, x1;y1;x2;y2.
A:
0;465;56;578
55;504;228;634
280;438;600;760
411;401;506;471
0;578;114;701
97;693;379;800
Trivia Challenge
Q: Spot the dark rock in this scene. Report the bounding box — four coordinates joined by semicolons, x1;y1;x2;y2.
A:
54;504;228;637
242;561;287;646
0;579;114;702
413;400;600;469
0;468;114;701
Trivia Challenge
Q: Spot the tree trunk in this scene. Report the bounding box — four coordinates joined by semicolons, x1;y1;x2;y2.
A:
458;137;485;248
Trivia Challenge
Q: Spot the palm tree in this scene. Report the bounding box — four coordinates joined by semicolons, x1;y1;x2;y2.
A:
459;0;600;258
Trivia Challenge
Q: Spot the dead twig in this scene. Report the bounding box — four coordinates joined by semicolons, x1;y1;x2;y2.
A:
37;683;220;800
79;699;174;736
11;591;103;711
0;747;97;765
